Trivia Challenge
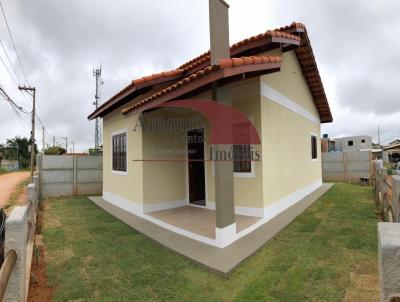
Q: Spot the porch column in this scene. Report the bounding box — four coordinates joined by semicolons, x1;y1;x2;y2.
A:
213;87;235;246
209;0;235;247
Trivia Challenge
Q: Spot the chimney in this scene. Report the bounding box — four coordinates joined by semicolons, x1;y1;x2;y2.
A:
209;0;230;65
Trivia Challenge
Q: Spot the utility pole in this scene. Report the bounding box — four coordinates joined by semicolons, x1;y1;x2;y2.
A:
53;136;55;148
18;86;36;181
93;66;103;150
378;125;381;147
61;137;68;152
42;126;45;153
71;141;75;154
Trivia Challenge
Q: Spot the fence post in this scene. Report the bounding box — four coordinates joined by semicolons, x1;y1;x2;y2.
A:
392;176;400;222
4;206;28;301
343;151;348;181
378;222;400;301
73;155;77;195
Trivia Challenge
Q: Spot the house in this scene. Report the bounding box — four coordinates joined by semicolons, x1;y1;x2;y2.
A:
383;140;400;163
321;134;335;152
88;14;332;249
334;135;372;152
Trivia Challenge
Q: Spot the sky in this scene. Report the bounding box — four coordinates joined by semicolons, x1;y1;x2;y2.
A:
0;0;399;152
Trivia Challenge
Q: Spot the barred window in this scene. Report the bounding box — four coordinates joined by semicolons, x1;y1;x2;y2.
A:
233;144;251;173
311;135;317;159
233;122;252;173
112;132;127;172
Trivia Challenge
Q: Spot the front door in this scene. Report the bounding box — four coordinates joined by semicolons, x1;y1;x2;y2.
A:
188;129;205;206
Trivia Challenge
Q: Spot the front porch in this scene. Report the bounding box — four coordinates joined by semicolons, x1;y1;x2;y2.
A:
89;183;332;274
148;205;260;239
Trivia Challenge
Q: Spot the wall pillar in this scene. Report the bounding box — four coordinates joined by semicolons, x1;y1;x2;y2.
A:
378;222;400;301
4;206;28;301
392;176;400;222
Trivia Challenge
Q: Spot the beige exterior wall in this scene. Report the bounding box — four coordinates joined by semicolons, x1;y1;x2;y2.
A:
141;110;187;204
103;110;143;203
260;50;322;206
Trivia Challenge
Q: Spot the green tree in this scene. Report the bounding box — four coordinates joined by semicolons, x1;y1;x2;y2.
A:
44;146;66;155
2;137;38;169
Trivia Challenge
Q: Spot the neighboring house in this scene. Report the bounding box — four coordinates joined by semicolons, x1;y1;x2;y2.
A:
334;136;372;152
389;139;400;146
88;21;332;248
383;140;400;163
321;134;335;153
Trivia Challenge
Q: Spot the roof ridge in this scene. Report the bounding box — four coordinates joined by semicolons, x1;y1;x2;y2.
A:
122;55;281;115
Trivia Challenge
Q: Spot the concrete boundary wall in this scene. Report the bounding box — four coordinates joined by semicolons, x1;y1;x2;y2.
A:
322;150;372;181
3;174;39;301
38;154;102;198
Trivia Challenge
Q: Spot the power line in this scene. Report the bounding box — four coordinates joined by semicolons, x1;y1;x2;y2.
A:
0;0;28;85
0;47;18;85
0;38;22;84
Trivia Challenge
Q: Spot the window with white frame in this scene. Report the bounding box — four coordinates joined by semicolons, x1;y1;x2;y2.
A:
112;132;127;172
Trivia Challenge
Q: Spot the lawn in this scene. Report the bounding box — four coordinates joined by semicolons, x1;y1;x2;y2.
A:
41;183;378;301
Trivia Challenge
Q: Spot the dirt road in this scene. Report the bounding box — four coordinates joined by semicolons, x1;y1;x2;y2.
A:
0;171;30;207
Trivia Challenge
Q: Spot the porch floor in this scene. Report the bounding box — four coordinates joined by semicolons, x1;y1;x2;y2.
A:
148;206;260;239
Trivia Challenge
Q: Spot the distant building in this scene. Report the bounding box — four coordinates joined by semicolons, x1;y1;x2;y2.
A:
334;136;372;152
321;134;335;153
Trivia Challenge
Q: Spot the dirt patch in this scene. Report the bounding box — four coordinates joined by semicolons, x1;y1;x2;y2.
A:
0;171;30;208
344;272;379;302
28;245;53;302
27;209;54;302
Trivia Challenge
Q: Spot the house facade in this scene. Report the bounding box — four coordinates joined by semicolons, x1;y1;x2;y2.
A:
334;135;372;152
88;22;332;248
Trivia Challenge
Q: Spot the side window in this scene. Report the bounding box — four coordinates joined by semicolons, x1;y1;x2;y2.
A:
233;122;251;173
311;135;317;159
112;132;127;172
348;140;354;146
233;144;251;173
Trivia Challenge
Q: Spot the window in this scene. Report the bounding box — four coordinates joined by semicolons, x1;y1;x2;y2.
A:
112;132;127;172
233;144;251;173
348;140;354;146
361;139;366;144
233;122;251;173
311;135;317;159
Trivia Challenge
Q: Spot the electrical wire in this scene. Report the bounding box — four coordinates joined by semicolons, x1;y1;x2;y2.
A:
0;0;28;85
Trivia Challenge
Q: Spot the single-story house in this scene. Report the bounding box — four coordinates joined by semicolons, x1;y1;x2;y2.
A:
88;21;332;248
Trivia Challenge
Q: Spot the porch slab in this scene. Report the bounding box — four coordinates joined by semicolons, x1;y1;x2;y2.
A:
148;206;260;239
89;183;333;275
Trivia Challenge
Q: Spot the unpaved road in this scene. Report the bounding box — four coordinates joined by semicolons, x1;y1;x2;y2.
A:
0;171;30;207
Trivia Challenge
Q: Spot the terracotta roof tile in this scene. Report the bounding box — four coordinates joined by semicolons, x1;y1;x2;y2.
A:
132;69;183;86
122;55;281;115
179;30;299;72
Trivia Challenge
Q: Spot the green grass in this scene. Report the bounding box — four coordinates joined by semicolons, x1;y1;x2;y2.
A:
0;167;9;175
42;183;378;301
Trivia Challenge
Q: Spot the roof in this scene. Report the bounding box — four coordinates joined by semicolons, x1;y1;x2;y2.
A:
122;56;281;115
88;21;332;123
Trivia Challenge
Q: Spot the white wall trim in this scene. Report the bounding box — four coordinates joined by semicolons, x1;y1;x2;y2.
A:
143;199;187;213
234;179;323;241
110;128;128;176
103;190;143;215
261;82;320;125
215;223;236;247
262;179;322;219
